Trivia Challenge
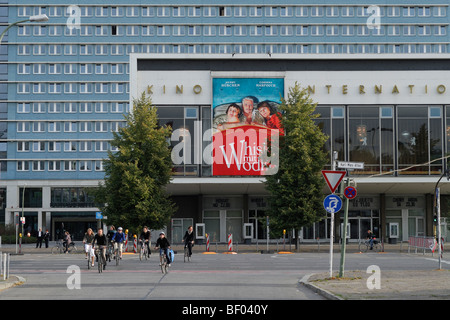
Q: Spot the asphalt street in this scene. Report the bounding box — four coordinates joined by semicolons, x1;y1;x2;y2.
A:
0;250;443;301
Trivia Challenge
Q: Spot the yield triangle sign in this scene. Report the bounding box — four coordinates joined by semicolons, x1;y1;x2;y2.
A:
322;170;346;193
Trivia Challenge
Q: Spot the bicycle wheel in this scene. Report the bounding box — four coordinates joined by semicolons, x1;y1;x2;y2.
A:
184;247;187;263
70;245;77;254
98;253;103;273
115;249;120;266
51;246;61;255
359;242;368;252
139;244;144;261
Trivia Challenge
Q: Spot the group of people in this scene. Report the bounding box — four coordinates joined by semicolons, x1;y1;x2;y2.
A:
35;228;51;248
80;225;195;269
214;96;284;135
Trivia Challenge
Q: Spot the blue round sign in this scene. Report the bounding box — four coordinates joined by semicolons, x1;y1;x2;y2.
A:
323;194;343;214
344;186;357;199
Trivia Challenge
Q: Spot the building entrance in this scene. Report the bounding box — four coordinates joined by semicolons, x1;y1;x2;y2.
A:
203;209;243;243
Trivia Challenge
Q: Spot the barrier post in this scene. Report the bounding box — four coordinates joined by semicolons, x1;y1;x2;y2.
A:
124;230;128;252
133;235;137;253
206;233;210;252
228;234;233;252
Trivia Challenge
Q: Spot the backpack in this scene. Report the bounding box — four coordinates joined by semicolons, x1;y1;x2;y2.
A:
168;249;174;263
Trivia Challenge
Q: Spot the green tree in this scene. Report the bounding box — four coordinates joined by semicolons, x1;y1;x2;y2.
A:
95;93;176;234
264;83;328;248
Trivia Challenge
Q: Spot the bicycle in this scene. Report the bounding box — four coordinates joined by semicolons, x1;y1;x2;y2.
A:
160;250;170;274
86;244;94;270
139;240;149;261
106;243;114;263
359;239;382;252
114;242;121;266
52;240;77;254
184;244;192;263
95;246;106;273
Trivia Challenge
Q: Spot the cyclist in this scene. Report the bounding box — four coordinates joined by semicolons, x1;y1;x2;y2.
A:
182;225;194;258
139;226;151;258
154;232;171;266
365;229;376;250
111;227;126;259
93;228;108;270
83;228;95;267
106;225;116;243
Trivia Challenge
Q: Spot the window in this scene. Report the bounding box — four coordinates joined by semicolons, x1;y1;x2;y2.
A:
95;122;108;132
17;64;31;74
47;122;63;135
33;122;45;132
79;103;92;113
48;161;61;171
17;161;29;171
47;83;60;94
64;160;77;171
95;160;104;171
32;161;45;171
64;103;77;113
64;121;77;132
79;141;92;152
17;122;30;132
32;141;45;152
17;141;29;152
95;141;108;151
403;6;415;17
79;121;92;132
48;141;61;152
17;103;30;113
79;161;92;171
64;141;77;152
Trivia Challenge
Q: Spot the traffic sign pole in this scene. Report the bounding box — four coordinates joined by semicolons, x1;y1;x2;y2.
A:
339;178;350;278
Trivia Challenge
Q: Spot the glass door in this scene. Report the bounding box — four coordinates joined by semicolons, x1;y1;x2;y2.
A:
203;210;221;243
226;210;243;243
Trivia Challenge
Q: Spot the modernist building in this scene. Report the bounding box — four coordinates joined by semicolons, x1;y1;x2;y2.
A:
1;1;450;244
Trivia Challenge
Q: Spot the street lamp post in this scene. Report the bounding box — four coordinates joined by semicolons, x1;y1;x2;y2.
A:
0;14;49;45
433;168;449;270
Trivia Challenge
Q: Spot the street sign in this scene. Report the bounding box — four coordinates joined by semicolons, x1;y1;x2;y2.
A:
322;170;346;193
337;161;364;170
323;194;343;214
344;186;357;199
96;211;103;219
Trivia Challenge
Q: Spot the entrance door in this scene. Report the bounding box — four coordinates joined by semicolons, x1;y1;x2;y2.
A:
203;210;243;243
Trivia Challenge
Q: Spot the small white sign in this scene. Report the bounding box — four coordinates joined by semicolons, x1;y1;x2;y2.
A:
337;161;364;169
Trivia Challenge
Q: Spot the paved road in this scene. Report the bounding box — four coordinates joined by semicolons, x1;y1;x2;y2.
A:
0;250;445;301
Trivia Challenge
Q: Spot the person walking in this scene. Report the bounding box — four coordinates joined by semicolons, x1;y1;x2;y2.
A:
36;228;44;248
44;229;50;248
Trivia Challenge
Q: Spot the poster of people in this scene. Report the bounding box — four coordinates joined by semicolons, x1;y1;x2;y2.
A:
212;78;284;176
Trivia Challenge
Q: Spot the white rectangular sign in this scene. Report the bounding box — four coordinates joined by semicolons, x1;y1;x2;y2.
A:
337;161;364;169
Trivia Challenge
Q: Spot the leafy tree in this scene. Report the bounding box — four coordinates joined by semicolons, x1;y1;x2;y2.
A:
264;83;328;248
95;93;176;235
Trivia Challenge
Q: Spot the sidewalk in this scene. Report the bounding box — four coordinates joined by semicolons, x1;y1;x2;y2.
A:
300;269;450;300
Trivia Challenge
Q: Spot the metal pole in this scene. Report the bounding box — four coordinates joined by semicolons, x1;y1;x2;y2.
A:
339;178;350;278
436;188;442;270
329;151;338;278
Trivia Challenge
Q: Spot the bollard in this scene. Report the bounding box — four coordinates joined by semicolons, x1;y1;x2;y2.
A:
206;233;210;252
124;232;128;252
133;235;137;253
228;234;233;252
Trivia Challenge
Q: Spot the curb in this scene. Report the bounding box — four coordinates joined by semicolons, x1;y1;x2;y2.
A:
299;274;343;300
0;275;26;291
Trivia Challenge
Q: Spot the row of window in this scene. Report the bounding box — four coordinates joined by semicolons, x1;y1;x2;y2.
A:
16;82;128;94
15;121;126;133
18;63;127;75
15;43;449;55
19;24;448;37
17;141;117;152
17;102;128;114
17;160;104;172
17;5;448;19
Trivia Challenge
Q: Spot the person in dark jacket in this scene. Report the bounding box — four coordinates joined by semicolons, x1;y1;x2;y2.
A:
154;232;171;266
182;226;194;257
